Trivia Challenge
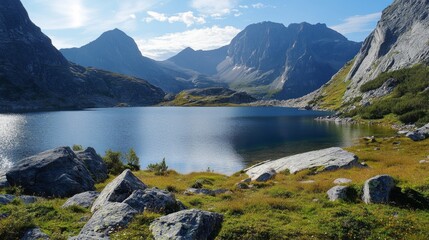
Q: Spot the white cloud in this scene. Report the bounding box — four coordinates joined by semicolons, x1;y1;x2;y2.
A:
191;0;238;17
27;0;92;30
252;3;265;9
145;11;205;27
137;26;240;60
331;12;382;35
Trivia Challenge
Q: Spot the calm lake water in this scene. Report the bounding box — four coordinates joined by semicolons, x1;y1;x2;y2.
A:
0;107;391;174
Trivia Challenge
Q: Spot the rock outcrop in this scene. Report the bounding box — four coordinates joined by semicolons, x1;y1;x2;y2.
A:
245;147;360;180
6;147;95;198
75;202;138;239
75;148;108;183
21;228;49;240
363;175;396;204
62;191;100;209
150;209;223;240
344;0;429;101
123;188;182;214
91;169;147;212
0;0;165;111
406;123;429;141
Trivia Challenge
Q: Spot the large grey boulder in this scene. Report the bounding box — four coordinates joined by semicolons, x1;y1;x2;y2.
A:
407;124;429;141
21;227;49;240
150;209;223;240
123;188;181;214
75;202;137;239
62;191;100;209
6;147;95;198
245;147;360;180
75;147;108;183
363;175;395;204
91;169;146;212
327;186;352;201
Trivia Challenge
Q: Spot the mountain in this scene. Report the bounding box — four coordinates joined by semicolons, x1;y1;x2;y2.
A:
217;22;361;99
167;46;228;76
343;0;429;101
284;0;429;125
61;30;221;93
0;0;165;111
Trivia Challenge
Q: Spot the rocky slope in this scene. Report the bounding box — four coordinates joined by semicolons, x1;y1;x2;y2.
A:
61;29;221;93
344;0;429;101
0;0;165;111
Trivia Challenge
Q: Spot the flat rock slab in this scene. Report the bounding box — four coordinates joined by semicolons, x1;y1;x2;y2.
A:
245;147;360;180
150;209;223;240
6;147;95;198
91;169;147;213
62;191;100;209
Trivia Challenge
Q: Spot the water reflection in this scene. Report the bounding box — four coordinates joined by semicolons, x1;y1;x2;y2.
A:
0;107;391;174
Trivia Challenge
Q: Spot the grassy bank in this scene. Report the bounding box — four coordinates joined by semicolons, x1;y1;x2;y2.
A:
1;136;429;239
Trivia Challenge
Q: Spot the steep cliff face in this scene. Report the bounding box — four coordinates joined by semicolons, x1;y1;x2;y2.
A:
61;29;220;93
217;22;361;99
344;0;429;100
0;0;165;111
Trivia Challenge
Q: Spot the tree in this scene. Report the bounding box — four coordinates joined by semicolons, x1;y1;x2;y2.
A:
126;148;140;171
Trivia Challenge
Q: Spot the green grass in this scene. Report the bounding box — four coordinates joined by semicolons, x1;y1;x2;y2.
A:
2;137;429;239
310;60;354;111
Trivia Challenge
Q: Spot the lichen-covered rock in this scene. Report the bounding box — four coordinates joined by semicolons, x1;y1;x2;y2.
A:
245;147;360;180
150;209;223;240
363;175;395;204
407;124;429;141
5;147;95;198
91;169;146;212
123;188;181;214
75;202;137;239
62;191;100;209
75;148;108;183
327;186;352;201
21;227;49;240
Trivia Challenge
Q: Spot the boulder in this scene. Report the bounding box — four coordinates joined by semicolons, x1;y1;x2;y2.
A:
62;191;100;209
150;209;223;240
245;147;360;180
333;178;352;185
123;188;181;214
0;173;9;188
6;147;95;198
407;124;429;141
327;186;352;201
75;202;137;239
75;148;108;183
0;194;38;205
91;169;146;212
363;175;395;204
0;194;15;205
254;168;277;182
21;227;49;240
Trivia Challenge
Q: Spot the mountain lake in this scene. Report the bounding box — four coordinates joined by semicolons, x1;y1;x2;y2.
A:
0;107;392;174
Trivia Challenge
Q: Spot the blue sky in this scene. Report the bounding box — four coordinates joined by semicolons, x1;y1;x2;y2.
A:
21;0;393;60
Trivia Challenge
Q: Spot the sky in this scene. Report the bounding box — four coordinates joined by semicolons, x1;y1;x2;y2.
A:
21;0;393;61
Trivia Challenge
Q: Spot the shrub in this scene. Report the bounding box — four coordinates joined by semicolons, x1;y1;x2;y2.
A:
398;110;427;124
72;144;83;151
125;148;140;171
103;149;126;175
147;158;169;176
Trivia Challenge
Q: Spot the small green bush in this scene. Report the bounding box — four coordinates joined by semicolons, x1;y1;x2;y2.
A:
72;144;83;151
147;158;169;176
125;148;140;171
103;149;126;175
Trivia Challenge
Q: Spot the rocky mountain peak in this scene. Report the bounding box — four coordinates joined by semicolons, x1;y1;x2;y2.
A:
345;0;429;100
